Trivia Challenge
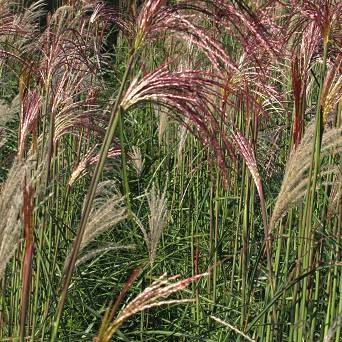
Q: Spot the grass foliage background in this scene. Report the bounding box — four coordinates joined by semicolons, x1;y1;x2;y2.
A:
0;0;341;341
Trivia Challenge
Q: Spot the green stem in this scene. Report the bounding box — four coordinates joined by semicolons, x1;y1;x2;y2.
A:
50;51;136;342
118;108;133;220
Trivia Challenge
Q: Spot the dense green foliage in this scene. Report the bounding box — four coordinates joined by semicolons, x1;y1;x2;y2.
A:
0;0;341;341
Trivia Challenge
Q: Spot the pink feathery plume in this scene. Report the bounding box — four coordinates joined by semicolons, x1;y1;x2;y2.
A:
121;64;237;187
68;146;121;187
97;0;237;72
230;126;269;237
19;91;41;157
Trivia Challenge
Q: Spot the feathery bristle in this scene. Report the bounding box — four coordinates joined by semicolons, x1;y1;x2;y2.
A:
146;183;168;265
96;272;208;341
271;121;342;229
80;181;127;252
75;244;135;269
134;183;168;265
0;159;30;279
63;181;127;274
129;145;144;176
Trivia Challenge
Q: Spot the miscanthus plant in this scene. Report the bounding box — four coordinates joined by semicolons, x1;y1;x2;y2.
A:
0;0;341;341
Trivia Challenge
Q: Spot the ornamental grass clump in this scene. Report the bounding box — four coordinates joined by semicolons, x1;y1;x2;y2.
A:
0;0;342;340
